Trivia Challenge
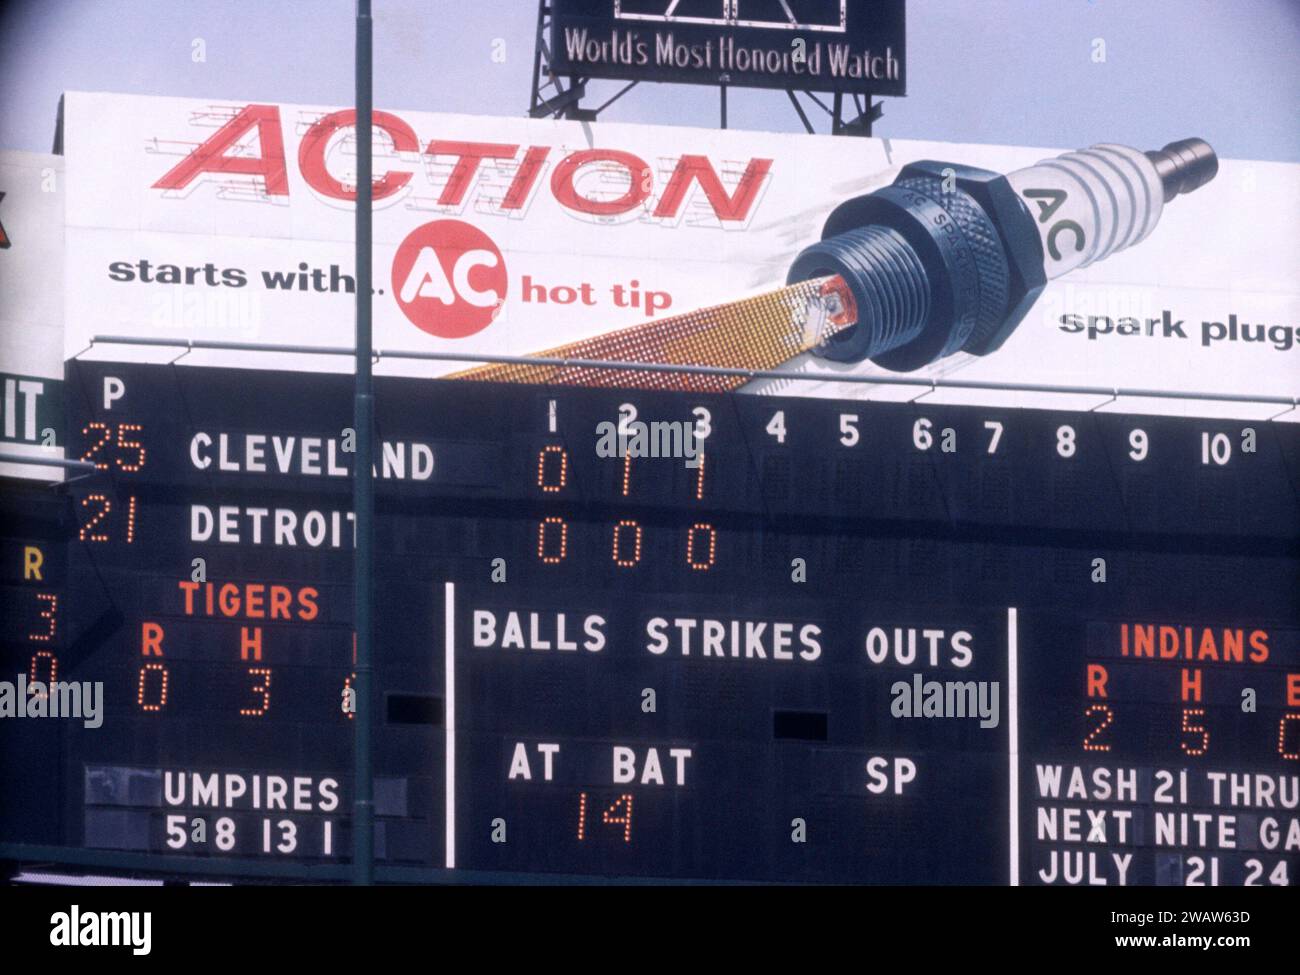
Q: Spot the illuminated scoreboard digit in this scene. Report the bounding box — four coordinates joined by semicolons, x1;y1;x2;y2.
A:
0;358;1294;884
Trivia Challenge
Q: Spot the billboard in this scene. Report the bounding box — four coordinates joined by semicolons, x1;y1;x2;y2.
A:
60;92;1297;419
547;0;907;95
0;150;65;480
1;91;1296;887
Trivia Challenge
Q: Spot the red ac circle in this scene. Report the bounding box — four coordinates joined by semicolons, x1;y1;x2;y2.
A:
391;219;507;338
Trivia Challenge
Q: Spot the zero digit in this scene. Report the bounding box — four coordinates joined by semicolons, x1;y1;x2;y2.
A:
537;516;568;564
537;445;568;492
611;520;642;568
137;662;170;712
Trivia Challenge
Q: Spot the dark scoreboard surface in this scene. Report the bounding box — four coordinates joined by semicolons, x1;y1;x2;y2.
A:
1;359;1297;884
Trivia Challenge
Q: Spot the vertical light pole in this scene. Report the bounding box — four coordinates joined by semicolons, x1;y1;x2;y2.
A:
352;0;375;885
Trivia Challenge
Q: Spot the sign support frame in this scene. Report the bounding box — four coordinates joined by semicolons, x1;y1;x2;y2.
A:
528;0;891;134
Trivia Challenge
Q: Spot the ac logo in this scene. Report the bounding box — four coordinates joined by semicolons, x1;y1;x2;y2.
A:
391;219;506;338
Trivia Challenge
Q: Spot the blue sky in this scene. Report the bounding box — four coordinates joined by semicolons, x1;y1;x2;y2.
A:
1;0;1297;161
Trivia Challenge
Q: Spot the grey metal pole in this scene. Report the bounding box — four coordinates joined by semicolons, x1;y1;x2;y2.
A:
352;0;375;886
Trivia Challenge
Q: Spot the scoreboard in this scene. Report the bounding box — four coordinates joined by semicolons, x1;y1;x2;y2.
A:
2;358;1297;884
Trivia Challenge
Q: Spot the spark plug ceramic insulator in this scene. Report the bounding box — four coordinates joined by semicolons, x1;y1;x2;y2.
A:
787;138;1218;370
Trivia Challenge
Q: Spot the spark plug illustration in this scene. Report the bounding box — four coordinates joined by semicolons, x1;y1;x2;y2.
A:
788;138;1218;370
457;139;1217;390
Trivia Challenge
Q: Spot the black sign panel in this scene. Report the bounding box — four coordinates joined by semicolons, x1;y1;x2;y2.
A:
549;0;906;96
0;360;1296;884
0;481;73;849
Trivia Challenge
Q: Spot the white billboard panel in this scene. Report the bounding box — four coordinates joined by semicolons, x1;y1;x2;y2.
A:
60;92;1297;419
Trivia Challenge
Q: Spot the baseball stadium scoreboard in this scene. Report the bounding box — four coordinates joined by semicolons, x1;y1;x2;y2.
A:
2;359;1297;884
